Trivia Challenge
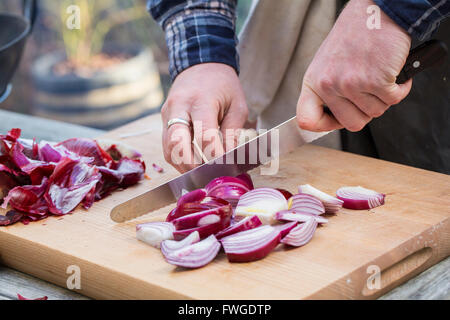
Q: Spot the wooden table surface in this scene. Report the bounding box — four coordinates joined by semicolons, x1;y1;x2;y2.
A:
0;110;449;300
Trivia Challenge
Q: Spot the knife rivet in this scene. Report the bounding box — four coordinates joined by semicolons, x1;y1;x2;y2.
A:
413;61;420;68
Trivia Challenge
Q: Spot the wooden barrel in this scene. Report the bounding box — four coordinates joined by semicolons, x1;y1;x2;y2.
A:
31;47;164;130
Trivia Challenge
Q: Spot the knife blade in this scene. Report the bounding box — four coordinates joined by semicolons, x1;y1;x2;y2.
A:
110;40;447;223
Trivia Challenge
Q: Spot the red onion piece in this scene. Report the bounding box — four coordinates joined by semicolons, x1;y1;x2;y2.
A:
276;210;328;224
136;222;175;248
220;225;281;262
176;189;207;207
173;216;231;241
272;221;298;238
205;176;251;208
235;173;254;190
289;193;325;215
161;231;200;257
235;188;288;224
281;218;318;247
276;188;293;200
17;294;48;300
164;234;221;268
298;184;343;214
152;163;164;173
171;202;232;230
336;186;385;210
215;215;262;239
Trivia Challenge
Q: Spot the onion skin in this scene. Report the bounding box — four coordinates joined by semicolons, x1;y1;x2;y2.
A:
164;235;221;269
215;215;262;239
336;186;385;210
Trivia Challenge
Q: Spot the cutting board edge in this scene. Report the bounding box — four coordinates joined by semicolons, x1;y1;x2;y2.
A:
0;231;195;300
306;216;450;300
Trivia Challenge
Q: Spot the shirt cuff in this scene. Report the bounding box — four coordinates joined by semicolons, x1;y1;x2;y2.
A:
164;12;239;80
374;0;450;40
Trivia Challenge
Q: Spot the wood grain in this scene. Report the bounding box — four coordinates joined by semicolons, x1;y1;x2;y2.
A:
0;114;449;299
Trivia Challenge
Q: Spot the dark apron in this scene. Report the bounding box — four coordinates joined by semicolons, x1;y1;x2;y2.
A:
340;14;450;174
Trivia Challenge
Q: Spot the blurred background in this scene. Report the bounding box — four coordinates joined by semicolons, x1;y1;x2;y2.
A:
0;0;253;130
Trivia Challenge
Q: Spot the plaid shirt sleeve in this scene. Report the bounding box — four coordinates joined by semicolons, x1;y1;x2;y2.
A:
374;0;450;40
147;0;239;80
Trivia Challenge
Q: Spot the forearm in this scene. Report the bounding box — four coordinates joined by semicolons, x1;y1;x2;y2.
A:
147;0;239;80
374;0;450;40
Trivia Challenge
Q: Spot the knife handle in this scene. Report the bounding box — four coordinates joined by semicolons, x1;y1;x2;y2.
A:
396;39;448;84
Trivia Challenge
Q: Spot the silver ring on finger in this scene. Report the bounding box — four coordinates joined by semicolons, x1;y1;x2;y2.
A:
167;118;191;129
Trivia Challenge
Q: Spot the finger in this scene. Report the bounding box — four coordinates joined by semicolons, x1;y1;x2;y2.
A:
297;84;343;132
220;98;249;152
324;95;371;132
191;103;225;161
163;107;196;173
345;92;389;118
376;79;413;106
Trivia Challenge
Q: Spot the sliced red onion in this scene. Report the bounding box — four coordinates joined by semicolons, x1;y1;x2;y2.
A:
235;173;254;190
220;225;281;262
205;176;251;208
136;222;175;248
289;193;325;215
161;231;200;257
281;218;318;247
235;188;288;225
215;215;262;239
171;202;232;230
276;210;328;224
298;184;343;213
176;189;207;207
272;221;298;238
276;188;293;200
164;234;221;268
152;163;164;173
336;186;385;210
167;195;225;222
173;216;231;241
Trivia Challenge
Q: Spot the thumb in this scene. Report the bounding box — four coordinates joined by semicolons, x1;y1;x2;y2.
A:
297;84;342;132
220;98;249;152
383;79;413;106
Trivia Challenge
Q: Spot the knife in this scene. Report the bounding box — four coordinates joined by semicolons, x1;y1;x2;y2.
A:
110;40;447;223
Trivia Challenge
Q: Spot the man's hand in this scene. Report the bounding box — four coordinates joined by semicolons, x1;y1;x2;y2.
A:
161;63;248;173
297;0;412;132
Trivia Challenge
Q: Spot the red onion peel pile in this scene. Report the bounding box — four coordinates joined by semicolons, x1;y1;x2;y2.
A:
0;128;146;225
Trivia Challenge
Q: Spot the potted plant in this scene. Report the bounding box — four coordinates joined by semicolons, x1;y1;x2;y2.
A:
31;0;165;130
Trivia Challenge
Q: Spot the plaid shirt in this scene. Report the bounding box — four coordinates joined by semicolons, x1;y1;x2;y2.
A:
148;0;450;80
374;0;450;40
147;0;239;80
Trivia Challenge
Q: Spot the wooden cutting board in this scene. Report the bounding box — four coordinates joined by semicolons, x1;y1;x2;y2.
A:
0;114;449;300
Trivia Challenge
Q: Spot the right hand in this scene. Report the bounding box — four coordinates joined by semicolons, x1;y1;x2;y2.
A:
161;63;249;173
